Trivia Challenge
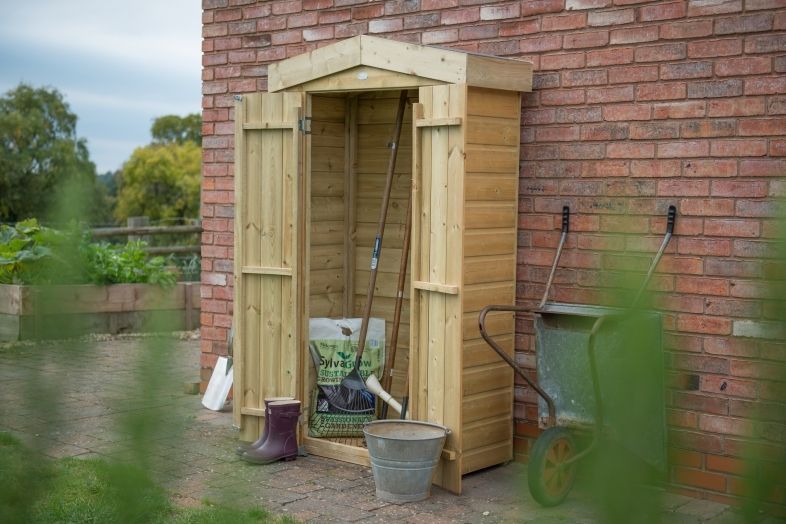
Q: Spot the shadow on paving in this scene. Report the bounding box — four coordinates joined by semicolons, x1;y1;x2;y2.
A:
0;335;772;524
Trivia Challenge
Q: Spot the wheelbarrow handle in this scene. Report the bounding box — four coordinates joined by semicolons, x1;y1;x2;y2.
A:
478;305;557;427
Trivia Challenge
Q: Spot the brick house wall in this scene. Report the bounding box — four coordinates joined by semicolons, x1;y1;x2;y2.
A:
200;0;786;507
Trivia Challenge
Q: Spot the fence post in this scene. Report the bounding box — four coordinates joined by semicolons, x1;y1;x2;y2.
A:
127;216;149;243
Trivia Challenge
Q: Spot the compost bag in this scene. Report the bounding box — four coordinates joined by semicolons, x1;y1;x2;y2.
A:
308;317;384;438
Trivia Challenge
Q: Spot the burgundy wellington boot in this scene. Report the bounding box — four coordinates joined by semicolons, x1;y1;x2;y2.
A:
241;400;300;465
235;396;294;456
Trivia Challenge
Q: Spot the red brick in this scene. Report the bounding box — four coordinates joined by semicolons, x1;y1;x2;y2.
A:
660;61;713;80
707;97;766;117
587;85;634;104
499;19;541;36
637;82;686;101
541;52;585;70
705;219;760;238
635;43;687;62
684;159;737;178
745;76;786;95
610;26;659;44
302;26;333;40
670;448;703;468
587;47;633;66
520;34;563;53
563;31;610;49
441;7;479;24
689;0;742;16
272;0;302;15
458;23;497;39
669;429;724;453
676;275;730;294
369;18;403;33
706;455;747;475
715;12;774;35
630;121;680;139
640;1;686;21
556;107;603;122
609;65;659;83
658;140;709;158
566;0;611;8
587;8;634;26
630;159;681;177
653;101;706;119
661;20;713;39
770;140;786;156
739;117;786;136
352;3;383;18
422;28;457;44
421;0;458;8
562;69;607;87
657;179;710;196
712;180;769;198
710;139;768;157
541;89;585;106
607;142;655;158
541;12;587;31
680;120;735;138
603;103;652;121
535;126;581;142
700;414;755;437
302;0;332;9
673;466;727;492
479;39;520;56
559;143;606;159
739;159;786;177
688;38;742;58
480;2;520;20
520;0;564;16
677;314;732;335
748;35;786;55
716;57;772;77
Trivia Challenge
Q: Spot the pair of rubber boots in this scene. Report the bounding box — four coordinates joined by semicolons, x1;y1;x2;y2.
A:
237;397;300;464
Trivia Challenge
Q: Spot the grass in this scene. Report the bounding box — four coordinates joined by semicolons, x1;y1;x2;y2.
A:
0;433;297;524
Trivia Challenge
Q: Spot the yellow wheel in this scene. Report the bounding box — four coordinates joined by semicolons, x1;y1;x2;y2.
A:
527;427;577;506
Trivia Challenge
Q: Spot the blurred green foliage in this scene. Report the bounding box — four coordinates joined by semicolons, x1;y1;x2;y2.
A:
152;114;202;146
0;219;176;286
0;84;111;224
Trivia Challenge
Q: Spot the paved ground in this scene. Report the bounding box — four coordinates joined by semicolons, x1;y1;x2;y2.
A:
0;334;779;523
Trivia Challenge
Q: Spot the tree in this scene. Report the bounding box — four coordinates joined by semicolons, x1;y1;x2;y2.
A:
151;114;201;146
0;84;110;223
114;141;201;222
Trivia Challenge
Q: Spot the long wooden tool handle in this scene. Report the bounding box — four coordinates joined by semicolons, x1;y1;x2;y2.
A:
381;186;412;402
354;90;409;363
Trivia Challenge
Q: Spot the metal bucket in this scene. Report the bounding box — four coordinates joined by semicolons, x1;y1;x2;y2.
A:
363;420;450;503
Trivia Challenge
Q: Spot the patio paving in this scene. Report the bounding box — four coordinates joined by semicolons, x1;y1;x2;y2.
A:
0;334;778;523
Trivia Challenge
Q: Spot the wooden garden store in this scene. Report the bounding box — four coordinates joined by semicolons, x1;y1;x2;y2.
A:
232;35;532;494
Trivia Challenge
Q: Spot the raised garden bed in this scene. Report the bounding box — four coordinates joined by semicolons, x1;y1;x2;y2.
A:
0;282;199;341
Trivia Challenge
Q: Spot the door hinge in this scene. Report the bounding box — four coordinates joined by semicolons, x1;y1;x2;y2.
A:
298;116;312;134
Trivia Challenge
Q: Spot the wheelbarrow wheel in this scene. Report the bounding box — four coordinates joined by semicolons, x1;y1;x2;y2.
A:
528;427;577;507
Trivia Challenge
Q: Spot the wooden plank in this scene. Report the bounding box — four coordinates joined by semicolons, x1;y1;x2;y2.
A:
465;116;519;147
463;254;515;285
310;268;344;296
466;54;532;92
311;196;344;222
243;121;297;130
241;266;294;276
464;228;517;257
309;292;343;318
268;36;362;92
311;121;345;148
240;407;266;417
464;174;517;202
356;269;410;299
310;221;344;246
311;95;346;121
413;281;459;295
361;35;467;86
466;87;522;118
465;145;519;173
463;335;514;368
463;363;513;396
344;96;357;317
310;147;345;173
461;441;513;475
462;310;513;341
310;169;344;196
358;124;413;149
462;415;513;451
415;117;462;127
296;65;441;93
462;389;511;423
303;436;370;467
462;282;515;313
465;202;517;229
310;245;344;270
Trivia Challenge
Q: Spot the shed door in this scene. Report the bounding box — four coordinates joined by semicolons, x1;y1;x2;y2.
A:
411;84;466;494
233;92;305;441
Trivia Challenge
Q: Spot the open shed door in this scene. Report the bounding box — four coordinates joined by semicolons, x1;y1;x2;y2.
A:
410;84;466;494
233;92;306;441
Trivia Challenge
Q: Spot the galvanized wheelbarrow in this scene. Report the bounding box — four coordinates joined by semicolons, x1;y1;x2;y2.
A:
479;205;676;506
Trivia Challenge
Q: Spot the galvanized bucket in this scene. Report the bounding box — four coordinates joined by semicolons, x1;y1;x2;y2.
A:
363;420;450;503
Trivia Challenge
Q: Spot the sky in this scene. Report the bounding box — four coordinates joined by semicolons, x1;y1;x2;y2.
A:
0;0;202;174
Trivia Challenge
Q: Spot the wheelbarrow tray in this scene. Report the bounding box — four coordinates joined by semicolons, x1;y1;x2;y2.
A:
535;302;667;473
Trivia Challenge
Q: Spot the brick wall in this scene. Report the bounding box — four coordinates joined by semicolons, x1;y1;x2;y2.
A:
201;0;786;506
